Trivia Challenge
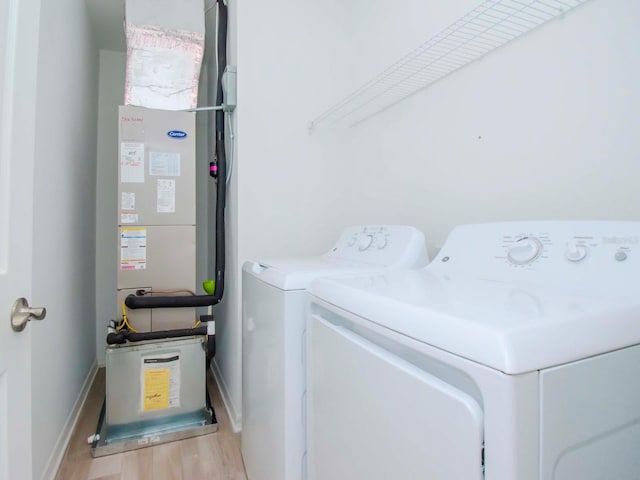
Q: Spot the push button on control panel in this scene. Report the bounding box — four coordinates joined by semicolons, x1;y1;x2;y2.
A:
615;250;628;262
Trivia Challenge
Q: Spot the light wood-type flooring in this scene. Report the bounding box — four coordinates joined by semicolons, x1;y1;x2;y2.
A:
55;367;248;480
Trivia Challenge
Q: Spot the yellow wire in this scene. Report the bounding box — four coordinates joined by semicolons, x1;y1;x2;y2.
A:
120;300;200;332
118;301;138;333
117;302;125;330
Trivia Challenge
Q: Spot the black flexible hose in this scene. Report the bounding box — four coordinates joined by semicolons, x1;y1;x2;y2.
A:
125;0;228;311
126;293;219;309
212;0;228;301
106;325;209;345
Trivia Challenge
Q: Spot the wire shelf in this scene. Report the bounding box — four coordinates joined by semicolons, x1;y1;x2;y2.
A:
308;0;590;131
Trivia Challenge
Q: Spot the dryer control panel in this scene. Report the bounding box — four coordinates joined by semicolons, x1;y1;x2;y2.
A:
502;232;634;266
430;221;640;291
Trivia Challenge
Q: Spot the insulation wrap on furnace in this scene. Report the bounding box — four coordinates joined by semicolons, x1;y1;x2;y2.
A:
124;24;204;110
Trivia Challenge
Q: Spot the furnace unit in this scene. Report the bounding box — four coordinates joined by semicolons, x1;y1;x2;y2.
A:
117;105;197;332
90;106;217;457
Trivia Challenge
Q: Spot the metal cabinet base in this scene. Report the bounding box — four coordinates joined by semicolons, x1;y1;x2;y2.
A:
91;336;217;457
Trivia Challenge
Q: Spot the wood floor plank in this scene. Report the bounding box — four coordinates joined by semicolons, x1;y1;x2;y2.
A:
55;367;248;480
181;434;222;478
120;447;153;480
55;458;91;480
86;455;122;479
216;433;247;477
151;440;183;480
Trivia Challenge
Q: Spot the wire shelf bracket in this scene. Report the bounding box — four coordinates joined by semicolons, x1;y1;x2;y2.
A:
308;0;591;132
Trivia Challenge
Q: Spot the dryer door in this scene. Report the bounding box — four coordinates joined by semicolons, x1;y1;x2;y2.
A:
307;313;484;480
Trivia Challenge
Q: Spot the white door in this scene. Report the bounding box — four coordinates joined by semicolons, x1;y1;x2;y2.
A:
0;0;42;479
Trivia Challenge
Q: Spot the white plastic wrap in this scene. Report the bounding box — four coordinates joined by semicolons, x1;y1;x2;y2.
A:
124;24;204;110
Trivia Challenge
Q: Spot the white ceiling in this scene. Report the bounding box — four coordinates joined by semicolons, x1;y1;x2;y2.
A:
86;0;126;52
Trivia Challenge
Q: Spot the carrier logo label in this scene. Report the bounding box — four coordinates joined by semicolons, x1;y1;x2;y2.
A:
167;130;187;139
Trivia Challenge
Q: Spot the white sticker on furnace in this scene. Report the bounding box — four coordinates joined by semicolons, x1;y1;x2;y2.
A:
121;192;136;210
121;213;139;224
157;179;175;213
120;142;145;183
149;152;181;177
120;228;147;270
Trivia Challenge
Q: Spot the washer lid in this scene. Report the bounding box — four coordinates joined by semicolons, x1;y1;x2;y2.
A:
308;269;640;374
243;258;384;291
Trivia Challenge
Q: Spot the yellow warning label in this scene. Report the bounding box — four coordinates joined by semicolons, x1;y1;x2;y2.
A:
143;368;170;411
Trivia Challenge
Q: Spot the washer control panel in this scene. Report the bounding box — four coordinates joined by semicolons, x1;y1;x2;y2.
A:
326;225;429;268
431;221;640;288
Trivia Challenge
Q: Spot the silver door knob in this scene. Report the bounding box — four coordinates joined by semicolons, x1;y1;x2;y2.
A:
10;297;46;332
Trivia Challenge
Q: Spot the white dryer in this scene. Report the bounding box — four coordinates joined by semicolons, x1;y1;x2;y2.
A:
306;221;640;480
241;225;429;480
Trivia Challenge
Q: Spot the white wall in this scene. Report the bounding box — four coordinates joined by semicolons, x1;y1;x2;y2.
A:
212;0;351;429
209;0;241;428
326;0;640;255
217;0;640;431
95;50;125;366
31;0;99;477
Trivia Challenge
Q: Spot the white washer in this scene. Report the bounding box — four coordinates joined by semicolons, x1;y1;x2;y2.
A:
307;221;640;480
241;225;429;480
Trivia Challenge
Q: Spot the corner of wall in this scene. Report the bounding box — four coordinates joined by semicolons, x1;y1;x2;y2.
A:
210;359;242;432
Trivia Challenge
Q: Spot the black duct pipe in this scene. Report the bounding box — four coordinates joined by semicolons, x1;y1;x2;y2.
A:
125;0;228;311
107;325;209;345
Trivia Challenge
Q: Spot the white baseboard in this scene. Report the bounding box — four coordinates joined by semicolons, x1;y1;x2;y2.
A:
210;359;242;433
41;360;98;480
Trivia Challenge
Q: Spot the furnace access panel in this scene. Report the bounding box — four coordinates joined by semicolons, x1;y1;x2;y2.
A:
117;105;197;331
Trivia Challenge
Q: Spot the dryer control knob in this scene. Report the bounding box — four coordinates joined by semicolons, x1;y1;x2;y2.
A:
358;234;374;251
507;237;542;265
376;236;388;249
564;243;588;262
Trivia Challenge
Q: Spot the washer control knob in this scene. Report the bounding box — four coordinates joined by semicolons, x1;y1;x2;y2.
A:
357;234;374;251
564;243;588;263
347;236;357;247
377;236;388;250
507;237;542;265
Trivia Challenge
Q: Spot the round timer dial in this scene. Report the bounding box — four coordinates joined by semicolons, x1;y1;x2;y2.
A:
507;237;543;265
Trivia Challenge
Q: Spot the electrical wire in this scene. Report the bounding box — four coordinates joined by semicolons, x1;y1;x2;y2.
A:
120;298;201;332
226;112;235;184
118;301;138;333
140;289;197;296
